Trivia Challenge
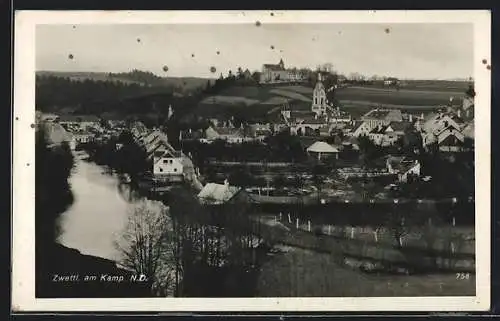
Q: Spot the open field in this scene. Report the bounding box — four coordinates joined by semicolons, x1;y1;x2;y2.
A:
193;81;468;120
336;86;466;107
256;247;475;297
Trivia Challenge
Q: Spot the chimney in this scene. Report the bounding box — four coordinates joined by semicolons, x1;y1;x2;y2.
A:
409;114;413;122
224;179;229;186
457;109;461;118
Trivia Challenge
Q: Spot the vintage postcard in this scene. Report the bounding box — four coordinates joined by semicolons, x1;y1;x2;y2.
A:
12;10;491;312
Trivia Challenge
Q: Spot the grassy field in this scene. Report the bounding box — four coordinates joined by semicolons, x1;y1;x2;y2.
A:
336;86;466;107
193;80;468;120
256;247;475;297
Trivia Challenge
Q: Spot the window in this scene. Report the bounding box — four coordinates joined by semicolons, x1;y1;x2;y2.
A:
163;159;169;164
174;168;177;172
169;159;173;164
314;97;318;105
159;168;163;172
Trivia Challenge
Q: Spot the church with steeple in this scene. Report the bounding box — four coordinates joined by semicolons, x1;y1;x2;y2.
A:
260;58;306;84
311;73;328;115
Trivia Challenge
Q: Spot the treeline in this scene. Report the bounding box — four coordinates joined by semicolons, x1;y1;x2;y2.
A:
165;188;267;296
109;69;166;87
35;75;175;112
35;126;75;296
35;127;75;245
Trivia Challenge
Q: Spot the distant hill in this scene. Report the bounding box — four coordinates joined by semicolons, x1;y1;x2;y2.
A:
36;70;215;92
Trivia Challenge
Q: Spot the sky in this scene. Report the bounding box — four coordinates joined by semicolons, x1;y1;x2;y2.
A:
36;23;473;80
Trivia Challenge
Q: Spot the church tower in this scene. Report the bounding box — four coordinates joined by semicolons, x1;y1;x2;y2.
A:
311;73;327;115
278;58;285;70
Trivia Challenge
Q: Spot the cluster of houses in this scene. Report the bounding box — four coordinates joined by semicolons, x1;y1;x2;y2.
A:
37;112;130;149
183;71;475;158
181;72;475;189
36;70;475;198
130;122;202;189
37;113;123;150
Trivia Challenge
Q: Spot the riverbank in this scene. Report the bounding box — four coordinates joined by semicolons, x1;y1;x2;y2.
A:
36;243;152;298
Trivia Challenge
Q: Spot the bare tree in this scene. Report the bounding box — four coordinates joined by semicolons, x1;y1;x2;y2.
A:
115;199;175;296
322;62;334;73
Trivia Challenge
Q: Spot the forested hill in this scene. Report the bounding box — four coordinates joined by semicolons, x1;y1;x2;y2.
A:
37;69;214;90
35;71;215;114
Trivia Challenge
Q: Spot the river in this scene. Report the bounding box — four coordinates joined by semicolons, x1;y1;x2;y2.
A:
56;150;141;262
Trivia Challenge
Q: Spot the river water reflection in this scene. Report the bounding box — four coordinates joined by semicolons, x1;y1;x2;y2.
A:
56;151;142;262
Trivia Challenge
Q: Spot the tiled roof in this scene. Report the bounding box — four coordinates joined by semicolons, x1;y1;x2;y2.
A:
387;121;412;132
362;109;403;122
344;121;365;132
197;183;241;204
263;64;284;71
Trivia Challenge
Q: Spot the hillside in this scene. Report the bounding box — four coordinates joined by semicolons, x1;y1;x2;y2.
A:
36;70;214;92
190;80;469;121
191;85;314;120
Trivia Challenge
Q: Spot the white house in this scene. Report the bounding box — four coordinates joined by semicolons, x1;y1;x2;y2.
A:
204;126;246;144
153;151;184;176
73;132;94;144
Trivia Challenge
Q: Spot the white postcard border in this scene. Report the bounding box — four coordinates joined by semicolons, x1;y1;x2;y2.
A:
12;10;491;312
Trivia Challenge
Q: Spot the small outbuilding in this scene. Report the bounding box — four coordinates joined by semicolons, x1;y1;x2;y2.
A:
306;141;339;161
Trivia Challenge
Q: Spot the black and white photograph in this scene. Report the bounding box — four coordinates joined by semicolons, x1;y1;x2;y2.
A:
12;10;491;312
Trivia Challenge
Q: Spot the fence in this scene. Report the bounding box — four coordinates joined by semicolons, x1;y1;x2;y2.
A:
253;200;475;227
257;212;475;274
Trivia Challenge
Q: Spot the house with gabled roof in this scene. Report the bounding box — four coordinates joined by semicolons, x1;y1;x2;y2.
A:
343;120;371;137
386;156;421;182
361;108;403;130
204;126;247;144
419;112;468;152
197;180;248;205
